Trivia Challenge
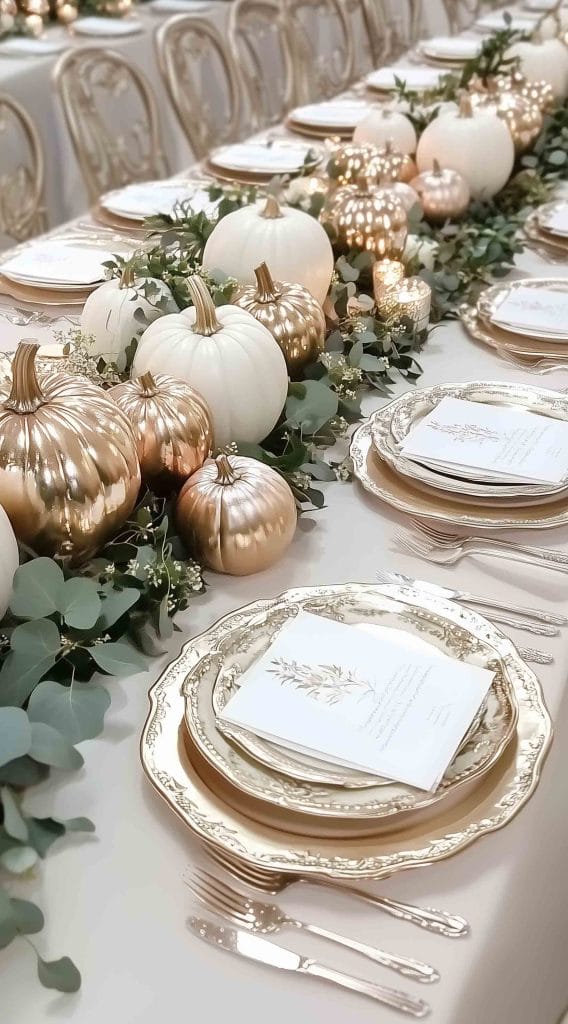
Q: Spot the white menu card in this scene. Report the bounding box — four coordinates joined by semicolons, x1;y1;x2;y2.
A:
540;205;568;237
491;286;568;337
399;396;568;485
219;611;493;792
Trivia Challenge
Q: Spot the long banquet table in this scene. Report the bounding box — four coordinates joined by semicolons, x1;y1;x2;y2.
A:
2;16;568;1024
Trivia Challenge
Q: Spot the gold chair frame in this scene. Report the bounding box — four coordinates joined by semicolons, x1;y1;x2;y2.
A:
0;93;46;245
441;0;482;32
53;47;170;205
287;0;355;101
156;15;242;161
229;0;297;131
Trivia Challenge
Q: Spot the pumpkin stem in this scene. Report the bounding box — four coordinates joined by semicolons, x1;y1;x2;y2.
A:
262;195;283;220
254;262;280;303
187;275;222;336
432;159;442;176
4;341;46;415
215;453;239;485
458;93;474;118
139;371;158;397
120;263;136;288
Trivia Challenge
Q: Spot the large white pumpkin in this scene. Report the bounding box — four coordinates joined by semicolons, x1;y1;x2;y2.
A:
0;504;18;621
132;275;288;447
81;271;178;370
507;39;568;99
416;95;515;199
201;195;334;306
354;108;417;154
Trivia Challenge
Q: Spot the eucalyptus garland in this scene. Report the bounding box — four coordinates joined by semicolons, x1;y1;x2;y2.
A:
2;30;568;997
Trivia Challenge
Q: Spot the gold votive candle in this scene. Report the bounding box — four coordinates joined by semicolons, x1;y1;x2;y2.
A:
382;276;432;331
372;258;405;301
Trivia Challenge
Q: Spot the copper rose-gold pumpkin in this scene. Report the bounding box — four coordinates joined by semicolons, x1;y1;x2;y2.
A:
367;140;417;184
0;342;140;563
470;80;543;154
176;453;297;576
233;261;325;378
329;141;379;185
108;372;213;492
410;160;470;223
332;175;408;257
502;69;555;113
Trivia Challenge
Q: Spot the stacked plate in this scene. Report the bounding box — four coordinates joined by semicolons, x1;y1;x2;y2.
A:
142;583;550;881
0;240;114;306
418;36;482;68
525;200;568;260
204;142;321;184
365;66;445;95
285;100;372;140
95;179;216;230
351;380;568;529
462;277;568;372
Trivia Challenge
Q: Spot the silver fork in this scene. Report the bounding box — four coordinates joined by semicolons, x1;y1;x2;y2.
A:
183;865;440;984
204;846;470;938
395;521;568;573
375;569;562;636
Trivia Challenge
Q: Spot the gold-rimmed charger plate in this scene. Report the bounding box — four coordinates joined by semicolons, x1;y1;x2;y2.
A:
352;419;568;528
461;303;568;363
181;591;516;839
478;278;568;344
0;274;92;307
141;584;551;881
536;199;568;238
525;211;568;258
285;118;353;141
370;380;568;504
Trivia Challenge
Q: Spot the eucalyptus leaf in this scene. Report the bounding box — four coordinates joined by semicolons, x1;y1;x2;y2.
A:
28;681;111;744
58;578;102;630
0;890;17;948
26;817;65;858
29;723;83;771
37;955;81;993
10;898;44;935
0;619;61;707
9;558;64;620
98;587;140;628
0;708;31;766
1;787;28;842
285;380;339;435
0;845;38;874
0;756;49;787
89;642;147;677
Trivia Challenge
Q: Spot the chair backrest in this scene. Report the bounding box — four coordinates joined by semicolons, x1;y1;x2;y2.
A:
156;15;242;161
229;0;296;131
287;0;354;102
53;47;169;204
0;93;46;246
375;0;424;58
441;0;480;32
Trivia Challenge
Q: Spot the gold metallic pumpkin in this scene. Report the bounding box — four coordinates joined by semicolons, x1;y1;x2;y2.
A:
328;141;379;185
233;261;325;378
108;371;213;493
470;80;543;154
502;69;555;113
374;179;421;213
410;160;471;223
176;453;297;576
367;140;417;184
0;342;140;564
332;176;408;257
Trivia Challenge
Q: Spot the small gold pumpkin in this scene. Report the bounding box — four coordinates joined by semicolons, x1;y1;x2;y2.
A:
108;372;213;493
367;140;417;184
410;160;470;223
0;342;140;563
328;141;379;185
176;453;297;576
233;261;325;378
332;175;408;257
502;69;555;113
470;80;543;153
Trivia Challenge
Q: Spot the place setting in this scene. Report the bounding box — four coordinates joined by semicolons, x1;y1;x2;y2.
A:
416;36;483;68
524;199;568;260
0;238;123;305
285;99;373;140
203;141;321;184
364;65;446;96
92;178;218;232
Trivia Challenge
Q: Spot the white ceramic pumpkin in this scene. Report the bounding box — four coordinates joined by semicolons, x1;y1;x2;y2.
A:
416;95;515;199
354;108;417;154
507;39;568;98
132;276;288;447
0;504;18;620
201;195;334;306
535;10;568;40
80;270;178;370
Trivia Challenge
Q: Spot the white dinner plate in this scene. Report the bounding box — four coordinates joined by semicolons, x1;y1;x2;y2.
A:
420;36;483;61
365;66;445;92
209;142;316;174
148;0;212;12
288;100;371;129
0;35;67;56
0;242;112;290
474;11;538;31
73;16;143;36
101;181;217;220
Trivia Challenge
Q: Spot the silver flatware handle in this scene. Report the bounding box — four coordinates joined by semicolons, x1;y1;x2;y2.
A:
308;880;469;938
476;610;559;637
518;646;554;665
457;592;567;626
301;959;430;1016
299;922;439;983
468;539;568;571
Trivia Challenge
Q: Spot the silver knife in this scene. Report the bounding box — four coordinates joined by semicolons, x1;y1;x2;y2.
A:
188;916;430;1017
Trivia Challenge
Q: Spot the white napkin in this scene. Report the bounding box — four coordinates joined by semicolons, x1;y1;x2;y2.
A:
289;100;371;128
73;17;143;36
475;11;538;31
422;36;483;60
490;286;568;339
211;143;313;173
366;66;444;91
102;182;217;219
148;0;212;11
539;205;568;237
1;243;111;287
0;36;67;56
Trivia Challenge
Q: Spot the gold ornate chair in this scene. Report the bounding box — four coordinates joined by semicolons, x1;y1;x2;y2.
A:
0;94;46;246
376;0;424;58
156;15;242;161
287;0;354;102
228;0;297;131
53;47;170;204
341;0;387;76
441;0;481;32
